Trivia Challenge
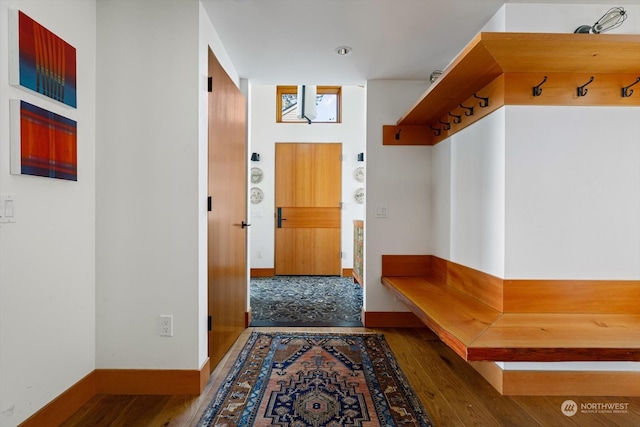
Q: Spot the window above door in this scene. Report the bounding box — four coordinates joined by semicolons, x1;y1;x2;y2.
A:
276;86;341;123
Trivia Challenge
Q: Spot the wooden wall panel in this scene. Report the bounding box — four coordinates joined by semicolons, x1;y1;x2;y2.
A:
381;255;432;277
504;280;640;314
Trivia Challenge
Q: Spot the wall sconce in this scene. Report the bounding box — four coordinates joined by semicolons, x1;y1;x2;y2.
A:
357;153;364;162
251;153;260;162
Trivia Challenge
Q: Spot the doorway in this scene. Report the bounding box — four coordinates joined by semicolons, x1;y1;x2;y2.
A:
274;143;342;276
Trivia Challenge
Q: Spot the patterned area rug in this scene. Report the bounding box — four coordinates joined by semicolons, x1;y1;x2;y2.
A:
250;276;363;327
197;332;433;427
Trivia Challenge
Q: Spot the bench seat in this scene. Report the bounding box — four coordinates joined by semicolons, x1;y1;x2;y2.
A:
381;274;640;362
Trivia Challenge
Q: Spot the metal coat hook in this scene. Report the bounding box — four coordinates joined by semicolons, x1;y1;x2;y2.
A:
459;103;474;116
430;125;441;136
622;77;640;97
438;119;451;131
577;76;594;97
474;93;489;108
448;112;462;124
395;128;402;140
532;76;548;97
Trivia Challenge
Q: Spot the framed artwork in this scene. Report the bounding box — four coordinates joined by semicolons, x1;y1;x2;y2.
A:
10;100;78;181
9;10;77;108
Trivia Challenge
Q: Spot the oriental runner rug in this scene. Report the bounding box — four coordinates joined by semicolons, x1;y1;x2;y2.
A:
197;332;433;427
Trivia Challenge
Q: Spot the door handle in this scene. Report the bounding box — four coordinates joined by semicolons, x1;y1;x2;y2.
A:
277;207;287;228
241;221;251;229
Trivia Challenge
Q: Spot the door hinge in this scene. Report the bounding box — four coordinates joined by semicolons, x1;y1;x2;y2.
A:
208;315;212;331
208;196;212;212
208;77;213;92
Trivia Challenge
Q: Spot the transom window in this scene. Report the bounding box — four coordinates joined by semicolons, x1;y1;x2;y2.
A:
276;86;342;123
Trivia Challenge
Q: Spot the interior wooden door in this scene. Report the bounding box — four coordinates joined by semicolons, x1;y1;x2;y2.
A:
207;48;247;370
275;143;342;275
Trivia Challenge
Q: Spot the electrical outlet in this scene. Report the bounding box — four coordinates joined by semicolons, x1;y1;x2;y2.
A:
160;315;173;337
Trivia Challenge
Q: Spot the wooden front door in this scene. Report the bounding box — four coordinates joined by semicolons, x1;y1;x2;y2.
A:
275;143;342;275
207;48;247;370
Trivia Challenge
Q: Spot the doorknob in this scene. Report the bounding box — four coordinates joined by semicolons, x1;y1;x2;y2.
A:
241;221;251;229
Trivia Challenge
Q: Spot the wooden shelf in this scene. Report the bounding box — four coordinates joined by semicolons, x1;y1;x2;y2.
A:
395;32;640;130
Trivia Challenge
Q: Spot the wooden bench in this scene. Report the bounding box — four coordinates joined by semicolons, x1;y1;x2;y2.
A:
381;255;640;363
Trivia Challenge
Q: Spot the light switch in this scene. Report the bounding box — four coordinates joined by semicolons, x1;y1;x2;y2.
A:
0;195;16;223
375;206;388;218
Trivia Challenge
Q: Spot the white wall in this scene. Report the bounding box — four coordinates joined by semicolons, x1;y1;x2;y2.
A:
248;85;365;271
450;110;505;277
364;80;431;312
95;0;202;370
505;106;640;279
0;1;96;425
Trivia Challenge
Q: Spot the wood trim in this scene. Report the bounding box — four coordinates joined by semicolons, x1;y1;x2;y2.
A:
502;370;640;396
505;73;640;107
19;372;96;427
381;255;431;277
362;311;425;328
250;268;274;277
504;280;640;314
245;310;251;328
342;268;353;278
470;361;504;395
446;259;503;312
95;366;208;395
382;125;433;145
472;363;640;396
200;358;211;391
428;74;506;145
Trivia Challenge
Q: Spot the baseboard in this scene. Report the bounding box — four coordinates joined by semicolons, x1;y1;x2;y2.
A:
19;360;211;426
19;371;96;427
342;268;353;278
471;363;640;396
362;311;426;328
250;268;274;277
95;363;209;395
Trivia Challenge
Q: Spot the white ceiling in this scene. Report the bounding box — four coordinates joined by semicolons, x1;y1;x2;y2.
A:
200;0;636;85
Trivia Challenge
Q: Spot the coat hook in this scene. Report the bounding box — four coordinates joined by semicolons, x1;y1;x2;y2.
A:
448;112;462;124
459;103;474;116
532;76;548;97
473;93;489;108
395;128;402;140
430;125;441;136
577;76;594;97
622;77;640;97
438;119;451;131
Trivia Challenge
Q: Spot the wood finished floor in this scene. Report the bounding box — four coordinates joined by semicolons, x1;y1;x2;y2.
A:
62;327;640;427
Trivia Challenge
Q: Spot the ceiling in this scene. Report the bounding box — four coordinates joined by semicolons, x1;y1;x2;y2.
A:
200;0;635;85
